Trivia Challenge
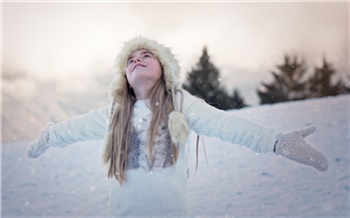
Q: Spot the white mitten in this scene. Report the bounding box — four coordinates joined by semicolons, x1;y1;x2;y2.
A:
275;126;329;171
27;122;54;158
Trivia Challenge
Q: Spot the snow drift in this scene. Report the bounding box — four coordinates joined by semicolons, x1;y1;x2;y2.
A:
2;95;349;217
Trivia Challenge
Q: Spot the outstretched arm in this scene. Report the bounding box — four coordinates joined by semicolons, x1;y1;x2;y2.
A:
181;90;277;153
27;105;111;158
180;90;328;171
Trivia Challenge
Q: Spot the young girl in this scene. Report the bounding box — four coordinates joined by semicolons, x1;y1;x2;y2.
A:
27;37;329;217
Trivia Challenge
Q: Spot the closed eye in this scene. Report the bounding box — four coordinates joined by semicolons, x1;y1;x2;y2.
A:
127;59;134;65
143;52;153;58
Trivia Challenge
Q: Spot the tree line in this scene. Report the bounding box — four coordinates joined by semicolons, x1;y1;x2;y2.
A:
182;47;349;110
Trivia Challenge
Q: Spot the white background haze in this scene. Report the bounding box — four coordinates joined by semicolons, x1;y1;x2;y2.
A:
2;1;349;143
3;1;348;104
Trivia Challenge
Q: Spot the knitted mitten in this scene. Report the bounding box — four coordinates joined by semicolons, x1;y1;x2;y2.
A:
275;126;329;171
27;122;54;158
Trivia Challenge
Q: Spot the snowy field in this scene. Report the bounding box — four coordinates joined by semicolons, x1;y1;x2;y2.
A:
2;95;349;217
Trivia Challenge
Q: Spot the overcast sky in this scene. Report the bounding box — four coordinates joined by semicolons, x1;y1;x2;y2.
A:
3;1;348;104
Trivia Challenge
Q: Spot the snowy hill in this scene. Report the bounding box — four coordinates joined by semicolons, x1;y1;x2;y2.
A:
2;95;349;217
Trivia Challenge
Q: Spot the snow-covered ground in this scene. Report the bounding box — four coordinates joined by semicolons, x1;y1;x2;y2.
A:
2;95;349;217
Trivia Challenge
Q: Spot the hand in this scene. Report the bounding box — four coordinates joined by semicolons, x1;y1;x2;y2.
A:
27;122;54;158
275;126;329;171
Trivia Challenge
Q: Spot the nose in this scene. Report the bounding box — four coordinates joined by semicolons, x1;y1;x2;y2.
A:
134;57;141;63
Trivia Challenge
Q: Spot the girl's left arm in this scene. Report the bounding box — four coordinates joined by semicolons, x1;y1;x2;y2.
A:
180;90;277;153
180;90;329;171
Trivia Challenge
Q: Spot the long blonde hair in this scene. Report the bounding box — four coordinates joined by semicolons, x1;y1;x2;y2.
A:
102;74;177;184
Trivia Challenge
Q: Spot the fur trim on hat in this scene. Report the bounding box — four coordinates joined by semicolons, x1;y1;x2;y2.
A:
109;37;180;102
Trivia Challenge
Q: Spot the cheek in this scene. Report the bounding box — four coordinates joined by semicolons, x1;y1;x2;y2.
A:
125;65;132;76
125;71;133;87
154;63;163;79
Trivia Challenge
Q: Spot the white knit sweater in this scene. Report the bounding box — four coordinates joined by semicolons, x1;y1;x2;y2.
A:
47;90;277;217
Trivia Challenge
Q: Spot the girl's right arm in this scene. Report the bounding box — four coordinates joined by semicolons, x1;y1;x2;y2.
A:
27;105;111;158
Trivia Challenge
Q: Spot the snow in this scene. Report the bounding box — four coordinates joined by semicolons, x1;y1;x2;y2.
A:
2;95;349;217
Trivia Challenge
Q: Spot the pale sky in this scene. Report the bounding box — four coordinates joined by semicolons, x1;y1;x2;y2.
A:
2;1;349;104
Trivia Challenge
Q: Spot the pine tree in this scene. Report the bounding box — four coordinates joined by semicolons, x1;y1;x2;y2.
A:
230;89;247;109
307;58;349;98
307;58;338;98
183;47;246;110
257;55;308;104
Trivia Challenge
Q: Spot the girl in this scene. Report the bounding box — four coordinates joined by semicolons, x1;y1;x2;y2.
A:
27;37;329;217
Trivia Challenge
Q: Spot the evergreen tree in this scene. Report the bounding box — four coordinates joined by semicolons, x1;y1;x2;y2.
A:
307;58;350;98
183;47;246;110
230;89;247;109
307;58;339;98
257;55;308;104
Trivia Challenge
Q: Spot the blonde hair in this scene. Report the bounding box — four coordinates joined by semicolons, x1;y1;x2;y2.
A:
103;37;190;184
102;73;177;184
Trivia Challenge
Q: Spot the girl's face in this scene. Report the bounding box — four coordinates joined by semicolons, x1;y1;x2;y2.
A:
125;49;163;89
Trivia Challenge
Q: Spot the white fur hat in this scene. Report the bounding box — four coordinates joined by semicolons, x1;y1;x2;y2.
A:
109;37;188;145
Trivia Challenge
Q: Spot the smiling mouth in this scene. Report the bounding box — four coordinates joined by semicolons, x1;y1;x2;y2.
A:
132;64;145;71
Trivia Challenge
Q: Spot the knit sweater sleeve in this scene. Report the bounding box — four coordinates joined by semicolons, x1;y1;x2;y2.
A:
47;105;111;147
179;90;277;153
